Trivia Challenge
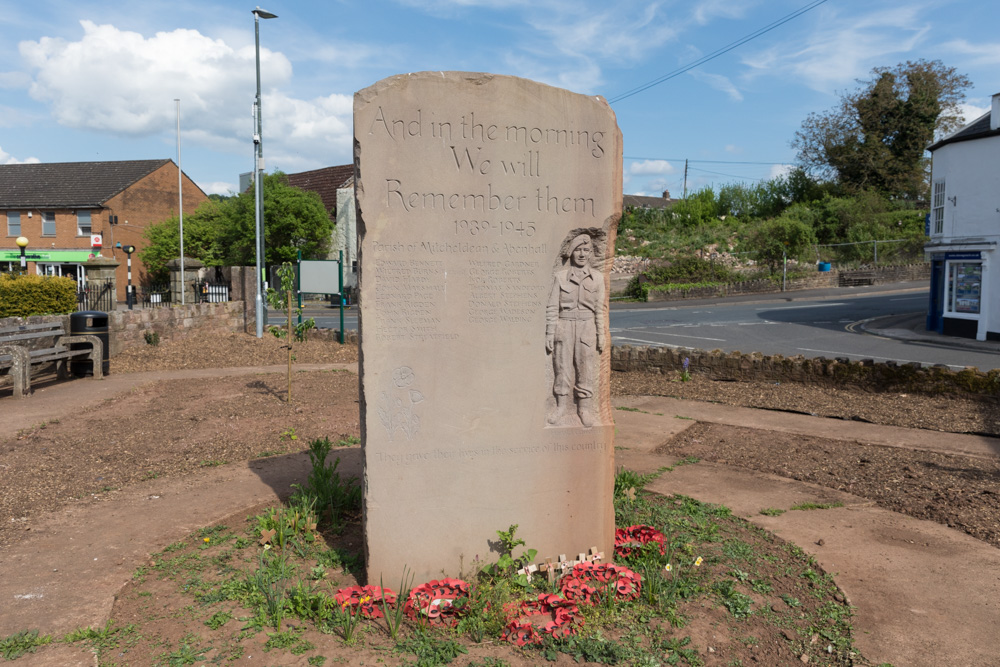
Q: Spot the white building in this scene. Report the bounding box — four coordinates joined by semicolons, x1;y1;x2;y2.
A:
924;93;1000;341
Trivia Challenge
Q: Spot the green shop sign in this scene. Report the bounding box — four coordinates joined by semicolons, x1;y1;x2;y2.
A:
0;250;94;262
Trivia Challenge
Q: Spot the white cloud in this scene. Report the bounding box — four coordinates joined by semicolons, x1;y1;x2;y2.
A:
742;6;930;92
957;102;990;126
688;70;743;101
510;2;680;93
691;0;754;26
19;20;353;165
203;181;238;196
768;163;793;179
629;159;676;176
0;146;40;164
725;144;742;154
942;39;1000;66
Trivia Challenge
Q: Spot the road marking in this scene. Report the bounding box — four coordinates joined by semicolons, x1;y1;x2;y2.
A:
795;347;964;370
889;296;926;301
631;330;726;341
755;302;846;311
614;336;681;348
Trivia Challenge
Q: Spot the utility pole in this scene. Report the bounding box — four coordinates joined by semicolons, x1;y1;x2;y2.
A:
683;159;689;199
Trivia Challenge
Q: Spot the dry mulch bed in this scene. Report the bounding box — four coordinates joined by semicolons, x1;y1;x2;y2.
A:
656;421;1000;549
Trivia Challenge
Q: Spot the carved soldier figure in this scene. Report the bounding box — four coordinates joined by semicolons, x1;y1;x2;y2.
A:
546;231;606;427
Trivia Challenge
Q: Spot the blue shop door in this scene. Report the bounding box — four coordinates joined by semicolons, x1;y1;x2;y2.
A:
927;259;944;332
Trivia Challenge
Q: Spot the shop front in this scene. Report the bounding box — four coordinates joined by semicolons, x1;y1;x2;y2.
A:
925;248;995;341
0;249;94;283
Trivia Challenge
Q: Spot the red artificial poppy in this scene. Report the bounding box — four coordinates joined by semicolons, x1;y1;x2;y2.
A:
559;575;599;605
614;525;667;558
564;562;642;601
404;578;470;627
334;585;397;619
501;593;582;645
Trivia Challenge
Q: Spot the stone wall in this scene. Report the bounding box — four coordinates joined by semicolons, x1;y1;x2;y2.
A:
645;264;929;302
109;302;247;356
611;344;1000;397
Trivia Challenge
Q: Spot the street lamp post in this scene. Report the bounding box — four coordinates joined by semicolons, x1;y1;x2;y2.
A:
253;6;277;338
15;236;28;273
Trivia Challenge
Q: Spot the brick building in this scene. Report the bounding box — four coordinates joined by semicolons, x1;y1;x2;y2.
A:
0;160;207;302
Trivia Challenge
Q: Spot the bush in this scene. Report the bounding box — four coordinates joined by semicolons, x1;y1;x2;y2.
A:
0;274;77;317
640;256;739;285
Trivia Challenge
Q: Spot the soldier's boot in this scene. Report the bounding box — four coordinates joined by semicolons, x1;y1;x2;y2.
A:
578;398;595;427
547;395;569;425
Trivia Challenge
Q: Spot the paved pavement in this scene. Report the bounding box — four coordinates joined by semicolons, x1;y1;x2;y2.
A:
2;362;999;666
862;310;1000;355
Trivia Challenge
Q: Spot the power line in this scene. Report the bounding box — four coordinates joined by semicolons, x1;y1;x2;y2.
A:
607;0;829;104
625;155;791;166
688;165;770;181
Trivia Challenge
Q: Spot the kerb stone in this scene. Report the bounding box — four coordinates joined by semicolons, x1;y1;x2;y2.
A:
355;71;622;584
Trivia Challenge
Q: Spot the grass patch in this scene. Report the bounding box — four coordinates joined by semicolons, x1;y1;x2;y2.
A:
89;454;862;666
790;502;845;511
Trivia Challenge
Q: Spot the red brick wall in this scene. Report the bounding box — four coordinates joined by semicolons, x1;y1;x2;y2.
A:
102;162;208;301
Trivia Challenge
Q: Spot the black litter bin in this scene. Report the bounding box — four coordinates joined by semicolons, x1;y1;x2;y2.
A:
70;311;110;377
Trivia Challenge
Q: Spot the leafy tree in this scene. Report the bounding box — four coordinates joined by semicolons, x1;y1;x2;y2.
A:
140;171;334;283
792;59;971;200
139;201;227;282
747;215;816;273
214;171;334;267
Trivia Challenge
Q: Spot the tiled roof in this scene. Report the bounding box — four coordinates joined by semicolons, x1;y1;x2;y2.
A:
0;160;173;208
623;193;676;210
929;111;1000;151
286;165;354;216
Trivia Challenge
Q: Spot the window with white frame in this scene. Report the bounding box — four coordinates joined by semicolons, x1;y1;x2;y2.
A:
76;210;91;236
6;211;20;237
41;211;56;236
932;180;946;235
944;261;982;317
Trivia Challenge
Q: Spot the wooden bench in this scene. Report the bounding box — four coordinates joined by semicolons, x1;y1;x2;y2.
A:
0;321;103;399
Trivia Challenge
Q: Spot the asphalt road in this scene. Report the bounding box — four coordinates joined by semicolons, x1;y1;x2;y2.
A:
611;289;1000;370
269;281;1000;371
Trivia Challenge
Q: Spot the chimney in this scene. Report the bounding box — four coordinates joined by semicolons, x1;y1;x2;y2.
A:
992;93;1000;132
662;189;671;200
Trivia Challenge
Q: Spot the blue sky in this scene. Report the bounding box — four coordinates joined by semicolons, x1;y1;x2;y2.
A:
1;0;998;198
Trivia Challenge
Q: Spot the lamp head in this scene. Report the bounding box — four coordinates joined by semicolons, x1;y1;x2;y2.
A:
15;236;28;249
252;7;277;19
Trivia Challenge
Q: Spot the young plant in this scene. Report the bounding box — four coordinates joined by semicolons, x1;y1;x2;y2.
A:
680;357;692;382
334;600;364;643
481;524;537;584
290;438;362;529
380;567;413;640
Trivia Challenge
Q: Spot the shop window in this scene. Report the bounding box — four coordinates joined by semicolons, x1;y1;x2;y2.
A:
931;180;945;235
42;211;56;236
77;210;91;236
6;211;19;237
945;261;981;317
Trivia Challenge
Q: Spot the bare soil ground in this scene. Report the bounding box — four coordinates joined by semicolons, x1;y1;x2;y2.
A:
3;331;998;665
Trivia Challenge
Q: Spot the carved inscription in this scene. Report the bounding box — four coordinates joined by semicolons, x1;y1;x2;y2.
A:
468;260;547;325
372;259;458;342
373;438;609;466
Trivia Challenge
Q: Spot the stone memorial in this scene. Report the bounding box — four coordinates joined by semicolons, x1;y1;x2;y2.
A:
355;72;622;584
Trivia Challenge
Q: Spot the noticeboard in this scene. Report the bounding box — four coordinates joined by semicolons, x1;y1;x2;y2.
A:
299;260;340;293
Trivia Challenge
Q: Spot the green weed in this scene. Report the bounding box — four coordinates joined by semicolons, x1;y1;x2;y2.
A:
790;501;845;511
0;629;52;660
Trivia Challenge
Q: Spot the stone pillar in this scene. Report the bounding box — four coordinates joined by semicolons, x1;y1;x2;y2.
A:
166;257;204;306
218;266;258;333
82;257;120;310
